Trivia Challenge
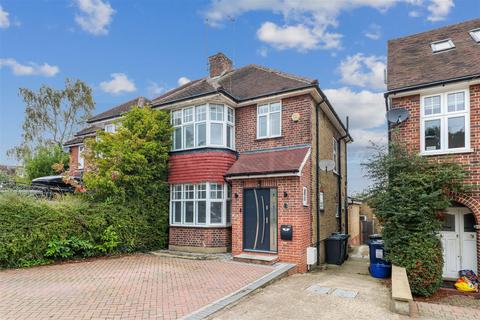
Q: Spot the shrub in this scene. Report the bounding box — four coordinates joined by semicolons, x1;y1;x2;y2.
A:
364;144;466;296
25;144;69;180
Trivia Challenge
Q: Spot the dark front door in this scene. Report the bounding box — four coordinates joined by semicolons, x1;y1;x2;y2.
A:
243;188;277;252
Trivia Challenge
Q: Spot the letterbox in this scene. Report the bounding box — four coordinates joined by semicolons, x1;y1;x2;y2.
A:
280;224;293;241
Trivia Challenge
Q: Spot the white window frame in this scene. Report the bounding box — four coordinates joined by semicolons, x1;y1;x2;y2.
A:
78;145;85;169
171;103;235;151
469;28;480;43
257;102;282;139
169;182;232;227
302;187;308;207
332;138;338;173
430;39;455;53
104;124;116;133
420;88;471;155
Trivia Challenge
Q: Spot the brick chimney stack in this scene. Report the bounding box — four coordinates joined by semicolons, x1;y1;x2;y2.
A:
208;52;232;78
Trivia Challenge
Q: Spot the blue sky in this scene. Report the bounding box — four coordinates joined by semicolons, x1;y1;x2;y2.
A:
0;0;479;193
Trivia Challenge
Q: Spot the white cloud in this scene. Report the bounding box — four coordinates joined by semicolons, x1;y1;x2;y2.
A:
323;87;386;131
147;81;165;96
0;5;10;29
364;24;382;40
409;10;421;17
0;58;60;77
427;0;454;22
178;77;191;86
257;47;269;57
100;73;136;95
338;54;386;90
74;0;115;35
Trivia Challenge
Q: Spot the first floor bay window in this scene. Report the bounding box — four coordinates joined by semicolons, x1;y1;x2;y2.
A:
421;89;470;154
170;182;232;227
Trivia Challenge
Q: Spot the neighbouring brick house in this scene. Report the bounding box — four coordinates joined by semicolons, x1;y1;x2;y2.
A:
65;53;351;273
386;19;480;279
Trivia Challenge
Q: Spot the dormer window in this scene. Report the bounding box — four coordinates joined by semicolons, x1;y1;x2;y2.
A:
431;39;455;53
469;28;480;43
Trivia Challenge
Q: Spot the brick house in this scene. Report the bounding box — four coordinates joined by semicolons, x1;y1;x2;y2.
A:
385;19;480;279
65;53;351;273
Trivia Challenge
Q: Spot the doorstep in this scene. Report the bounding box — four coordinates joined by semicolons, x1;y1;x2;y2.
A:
233;253;279;265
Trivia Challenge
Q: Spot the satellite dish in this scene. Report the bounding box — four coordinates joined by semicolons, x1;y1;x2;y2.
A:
319;160;335;172
386;108;409;124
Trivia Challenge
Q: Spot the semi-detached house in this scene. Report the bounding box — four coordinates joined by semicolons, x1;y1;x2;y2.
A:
386;18;480;279
65;53;352;273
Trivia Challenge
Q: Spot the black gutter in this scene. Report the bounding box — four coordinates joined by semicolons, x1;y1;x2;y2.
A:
315;100;322;266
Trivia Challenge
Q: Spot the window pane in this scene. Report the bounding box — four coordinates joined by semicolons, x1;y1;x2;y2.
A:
258;105;268;114
185;201;194;223
447;92;465;112
210;202;222;223
448;116;465;149
173;127;182;150
183;107;194;123
464;213;475;232
424;96;441;115
184;184;194;199
270;112;281;136
184;124;194;148
197;201;206;224
197;184;206;199
226;199;231;224
172;110;182;126
270;102;281;112
210;183;223;199
196;123;206;147
196;105;206;121
227;125;233;148
425;119;441;151
441;213;455;231
172;185;182;200
174;202;182;223
228;108;234;123
210;104;224;121
258;115;267;137
210;123;223;145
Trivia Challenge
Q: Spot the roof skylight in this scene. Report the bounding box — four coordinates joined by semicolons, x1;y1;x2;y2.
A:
430;39;455;53
470;28;480;43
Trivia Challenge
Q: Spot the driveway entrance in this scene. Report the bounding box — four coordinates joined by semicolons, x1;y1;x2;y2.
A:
0;254;276;320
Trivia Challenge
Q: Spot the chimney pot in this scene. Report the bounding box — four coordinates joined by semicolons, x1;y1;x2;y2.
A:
208;52;232;78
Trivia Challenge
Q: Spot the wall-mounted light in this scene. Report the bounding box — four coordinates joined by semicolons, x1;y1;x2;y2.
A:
234;193;239;198
284;191;288;198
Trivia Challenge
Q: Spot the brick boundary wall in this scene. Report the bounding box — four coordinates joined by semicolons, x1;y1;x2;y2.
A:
169;227;232;250
391;84;480;274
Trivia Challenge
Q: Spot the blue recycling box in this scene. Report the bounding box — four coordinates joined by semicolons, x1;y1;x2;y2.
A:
368;234;391;279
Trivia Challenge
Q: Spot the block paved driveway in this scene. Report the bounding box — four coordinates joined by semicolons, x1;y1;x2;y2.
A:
0;253;275;320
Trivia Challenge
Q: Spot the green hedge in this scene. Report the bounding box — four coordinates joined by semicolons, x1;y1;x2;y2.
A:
0;192;168;268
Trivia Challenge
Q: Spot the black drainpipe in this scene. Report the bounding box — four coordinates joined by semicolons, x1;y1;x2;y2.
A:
338;118;350;234
315;101;322;266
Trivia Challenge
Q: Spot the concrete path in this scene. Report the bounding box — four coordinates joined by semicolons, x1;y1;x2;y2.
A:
211;258;407;320
0;253;277;320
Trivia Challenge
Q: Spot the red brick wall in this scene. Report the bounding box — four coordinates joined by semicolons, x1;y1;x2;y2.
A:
230;157;312;273
391;84;480;274
68;146;80;176
168;151;237;184
235;94;313;152
169;227;232;248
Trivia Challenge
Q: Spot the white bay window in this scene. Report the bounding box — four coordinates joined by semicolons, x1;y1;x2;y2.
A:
170;183;232;227
172;103;234;151
421;89;470;155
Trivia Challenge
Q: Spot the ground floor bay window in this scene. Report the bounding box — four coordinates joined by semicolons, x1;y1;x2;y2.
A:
170;182;232;226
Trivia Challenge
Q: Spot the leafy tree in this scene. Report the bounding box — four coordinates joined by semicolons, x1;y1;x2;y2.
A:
363;144;466;296
25;144;69;180
8;79;95;161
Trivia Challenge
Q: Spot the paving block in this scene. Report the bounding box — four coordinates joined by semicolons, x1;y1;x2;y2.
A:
306;285;332;295
332;288;358;298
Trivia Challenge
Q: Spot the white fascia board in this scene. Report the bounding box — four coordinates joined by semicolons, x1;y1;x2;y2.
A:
153;93;237;110
388;78;480;100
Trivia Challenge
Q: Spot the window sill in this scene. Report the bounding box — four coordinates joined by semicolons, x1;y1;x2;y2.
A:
420;148;474;156
170;224;232;228
255;135;283;141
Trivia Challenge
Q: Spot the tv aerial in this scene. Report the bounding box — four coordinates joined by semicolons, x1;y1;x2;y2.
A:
319;160;336;172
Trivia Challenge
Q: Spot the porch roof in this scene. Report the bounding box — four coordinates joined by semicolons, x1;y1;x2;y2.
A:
225;145;310;178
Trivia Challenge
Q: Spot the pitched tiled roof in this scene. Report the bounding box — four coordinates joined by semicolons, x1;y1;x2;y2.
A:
152;65;315;106
88;97;150;123
74;125;102;137
225;146;310;177
387;18;480;91
63;136;85;147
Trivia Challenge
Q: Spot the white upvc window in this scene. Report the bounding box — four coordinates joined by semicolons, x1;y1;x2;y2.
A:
430;39;455;53
332;138;338;173
302;187;308;207
78;145;85;169
257;102;281;139
104;124;116;133
170;182;232;227
420;89;470;155
171;103;235;151
469;28;480;43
